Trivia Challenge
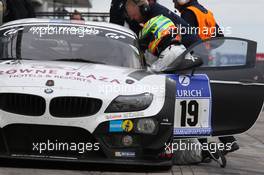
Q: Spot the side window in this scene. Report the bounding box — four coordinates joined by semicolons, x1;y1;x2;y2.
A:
194;40;248;67
189;38;257;69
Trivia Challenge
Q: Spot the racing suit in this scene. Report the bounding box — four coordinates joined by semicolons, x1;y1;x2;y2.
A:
139;15;197;72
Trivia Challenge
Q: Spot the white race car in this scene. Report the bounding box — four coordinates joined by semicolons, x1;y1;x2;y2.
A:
0;19;262;167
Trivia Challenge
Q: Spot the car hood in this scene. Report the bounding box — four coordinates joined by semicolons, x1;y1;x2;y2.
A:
0;60;166;97
0;60;167;120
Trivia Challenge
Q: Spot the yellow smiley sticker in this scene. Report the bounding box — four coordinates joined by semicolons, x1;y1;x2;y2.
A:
122;120;133;132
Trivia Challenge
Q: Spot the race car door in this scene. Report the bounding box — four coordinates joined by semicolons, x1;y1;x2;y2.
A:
172;37;264;137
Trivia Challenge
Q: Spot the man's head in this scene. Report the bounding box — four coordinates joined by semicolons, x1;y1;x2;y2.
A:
148;0;156;5
173;0;191;10
71;10;83;20
125;0;149;23
139;15;181;56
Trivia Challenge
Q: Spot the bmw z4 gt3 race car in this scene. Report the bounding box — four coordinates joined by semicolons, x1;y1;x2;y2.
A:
0;19;263;166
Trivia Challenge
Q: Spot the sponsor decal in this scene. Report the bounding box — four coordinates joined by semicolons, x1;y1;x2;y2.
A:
0;69;121;84
178;75;190;87
109;120;123;132
123;112;144;119
169;74;212;136
109;120;134;133
176;75;210;98
185;55;198;62
105;114;122;120
122;120;133;132
256;53;264;61
115;151;135;158
162;118;169;122
4;27;24;37
106;112;144;120
105;33;126;40
160;123;172;126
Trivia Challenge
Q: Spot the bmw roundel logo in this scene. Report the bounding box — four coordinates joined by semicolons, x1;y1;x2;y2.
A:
44;88;54;94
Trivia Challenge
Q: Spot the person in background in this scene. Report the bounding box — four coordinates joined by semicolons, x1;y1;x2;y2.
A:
110;0;143;34
148;0;156;5
70;10;84;21
0;0;5;25
3;0;35;23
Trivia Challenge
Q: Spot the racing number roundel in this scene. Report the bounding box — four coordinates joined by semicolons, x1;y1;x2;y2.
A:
122;120;133;132
170;74;212;136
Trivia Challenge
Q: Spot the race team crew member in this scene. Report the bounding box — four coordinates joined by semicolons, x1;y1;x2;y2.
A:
173;0;223;39
173;0;239;158
110;0;157;35
110;0;141;34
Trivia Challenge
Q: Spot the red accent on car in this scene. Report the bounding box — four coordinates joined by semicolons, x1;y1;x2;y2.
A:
256;53;264;61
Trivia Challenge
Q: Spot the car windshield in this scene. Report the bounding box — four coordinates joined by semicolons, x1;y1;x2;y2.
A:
0;24;142;69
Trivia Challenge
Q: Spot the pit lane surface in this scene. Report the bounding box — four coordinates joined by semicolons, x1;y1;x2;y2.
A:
0;112;263;175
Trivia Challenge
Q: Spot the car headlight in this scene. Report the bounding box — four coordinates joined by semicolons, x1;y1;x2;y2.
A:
137;118;156;134
105;93;153;113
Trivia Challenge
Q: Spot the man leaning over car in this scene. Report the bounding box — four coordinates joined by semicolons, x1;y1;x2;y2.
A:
124;0;200;48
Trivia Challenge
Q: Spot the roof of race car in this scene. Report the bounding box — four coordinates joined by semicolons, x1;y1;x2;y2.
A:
0;18;137;39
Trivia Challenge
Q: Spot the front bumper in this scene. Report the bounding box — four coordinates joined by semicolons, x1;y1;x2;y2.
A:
0;77;176;166
0;123;173;166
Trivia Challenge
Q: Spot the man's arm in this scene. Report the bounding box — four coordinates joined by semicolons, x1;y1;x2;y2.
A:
181;9;198;27
24;0;36;18
110;0;125;25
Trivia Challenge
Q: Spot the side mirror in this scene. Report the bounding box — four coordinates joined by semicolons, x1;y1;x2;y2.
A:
162;52;204;73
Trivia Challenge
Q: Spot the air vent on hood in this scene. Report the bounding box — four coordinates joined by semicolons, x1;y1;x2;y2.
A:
50;97;102;118
0;93;46;116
